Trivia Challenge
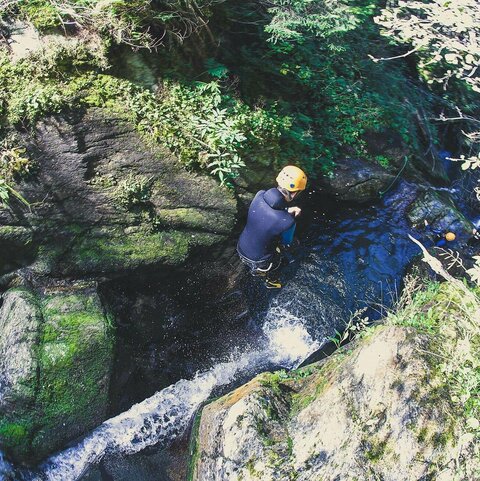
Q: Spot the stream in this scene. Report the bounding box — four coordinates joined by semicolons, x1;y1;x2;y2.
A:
1;185;423;481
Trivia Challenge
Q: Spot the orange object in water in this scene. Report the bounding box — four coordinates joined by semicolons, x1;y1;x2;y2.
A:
445;232;456;242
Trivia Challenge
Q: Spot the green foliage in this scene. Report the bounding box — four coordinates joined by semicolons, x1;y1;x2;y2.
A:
375;0;480;168
0;0;452;184
84;75;288;185
374;155;390;168
12;0;218;48
329;307;370;348
0;37;288;185
17;0;61;31
217;0;427;175
0;42;105;125
204;58;229;79
115;173;153;208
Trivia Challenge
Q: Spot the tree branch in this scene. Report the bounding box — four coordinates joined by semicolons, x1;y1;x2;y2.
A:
368;45;422;63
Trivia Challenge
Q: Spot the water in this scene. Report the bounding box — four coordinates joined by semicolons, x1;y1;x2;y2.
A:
1;187;422;481
2;308;316;481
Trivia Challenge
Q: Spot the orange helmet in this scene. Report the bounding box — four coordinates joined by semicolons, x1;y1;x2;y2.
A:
276;165;307;192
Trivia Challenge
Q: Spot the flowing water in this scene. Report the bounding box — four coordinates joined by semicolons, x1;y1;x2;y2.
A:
0;186;423;481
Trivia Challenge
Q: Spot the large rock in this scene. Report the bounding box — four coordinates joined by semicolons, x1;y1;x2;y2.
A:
407;189;474;241
0;283;114;463
0;108;236;278
316;158;396;203
191;326;465;481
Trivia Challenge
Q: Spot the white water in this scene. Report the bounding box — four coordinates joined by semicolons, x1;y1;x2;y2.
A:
27;303;319;481
0;452;14;480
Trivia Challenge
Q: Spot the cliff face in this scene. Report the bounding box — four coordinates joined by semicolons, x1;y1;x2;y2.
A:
191;320;478;481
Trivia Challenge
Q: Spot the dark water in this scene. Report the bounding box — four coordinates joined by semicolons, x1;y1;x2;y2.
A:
1;186;422;481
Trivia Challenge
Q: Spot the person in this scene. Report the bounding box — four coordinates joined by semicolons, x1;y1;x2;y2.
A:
237;165;307;288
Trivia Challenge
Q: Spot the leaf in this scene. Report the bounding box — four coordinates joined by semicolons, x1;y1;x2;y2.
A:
466;417;479;430
205;58;229;79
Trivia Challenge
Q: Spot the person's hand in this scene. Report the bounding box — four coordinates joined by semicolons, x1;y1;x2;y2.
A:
287;206;302;217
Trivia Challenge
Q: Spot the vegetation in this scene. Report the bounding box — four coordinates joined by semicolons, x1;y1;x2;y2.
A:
5;0;222;48
389;275;480;457
0;0;461;191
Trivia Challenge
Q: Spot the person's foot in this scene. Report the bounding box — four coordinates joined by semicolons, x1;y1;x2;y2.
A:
265;278;282;289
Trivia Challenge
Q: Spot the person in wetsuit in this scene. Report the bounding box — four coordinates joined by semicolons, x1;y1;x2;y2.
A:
237;165;307;288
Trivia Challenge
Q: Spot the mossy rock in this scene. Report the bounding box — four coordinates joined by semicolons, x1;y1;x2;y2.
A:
191;325;472;481
0;284;114;464
3;108;237;278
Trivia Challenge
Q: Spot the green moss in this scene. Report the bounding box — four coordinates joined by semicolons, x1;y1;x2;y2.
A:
67;228;218;272
187;408;203;481
155;208;213;232
364;438;388;463
0;422;27;444
17;0;62;31
0;287;115;463
417;427;428;443
31;290;114;451
0;226;33;244
246;457;260;478
255;418;276;447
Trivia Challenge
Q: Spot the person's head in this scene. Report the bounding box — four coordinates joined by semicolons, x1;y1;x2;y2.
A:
276;165;307;202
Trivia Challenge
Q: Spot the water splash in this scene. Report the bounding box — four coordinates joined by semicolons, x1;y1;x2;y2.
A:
0;451;14;481
263;303;320;367
30;304;318;481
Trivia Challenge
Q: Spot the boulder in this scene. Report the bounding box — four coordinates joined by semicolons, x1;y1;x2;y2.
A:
191;326;465;481
315;158;396;203
0;108;236;278
407;189;474;241
0;283;114;464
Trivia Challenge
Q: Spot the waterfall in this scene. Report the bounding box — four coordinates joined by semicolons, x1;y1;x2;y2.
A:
29;303;319;481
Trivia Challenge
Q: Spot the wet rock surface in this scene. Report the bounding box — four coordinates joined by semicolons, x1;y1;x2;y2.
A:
191;326;462;481
315;158;395;203
0;283;114;464
0;108;236;278
407;189;474;240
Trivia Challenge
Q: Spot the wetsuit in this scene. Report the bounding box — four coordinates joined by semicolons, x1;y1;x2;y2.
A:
237;188;296;274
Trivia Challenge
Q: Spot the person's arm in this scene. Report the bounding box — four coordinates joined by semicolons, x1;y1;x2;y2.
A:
280;223;296;247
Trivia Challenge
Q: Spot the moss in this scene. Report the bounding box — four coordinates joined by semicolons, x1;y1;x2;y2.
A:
0;422;27;444
364;438;388;463
0;225;33;244
246;457;261;478
187;408;203;481
291;377;328;415
66;228;221;273
0;286;114;463
417;427;428;443
259;396;280;421
255;418;276;447
155;208;213;232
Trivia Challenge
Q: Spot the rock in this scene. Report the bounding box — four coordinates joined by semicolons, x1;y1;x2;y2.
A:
0;288;41;411
407;189;474;240
1;108;236;278
191;326;463;481
315;158;396;203
0;283;114;464
364;128;449;183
